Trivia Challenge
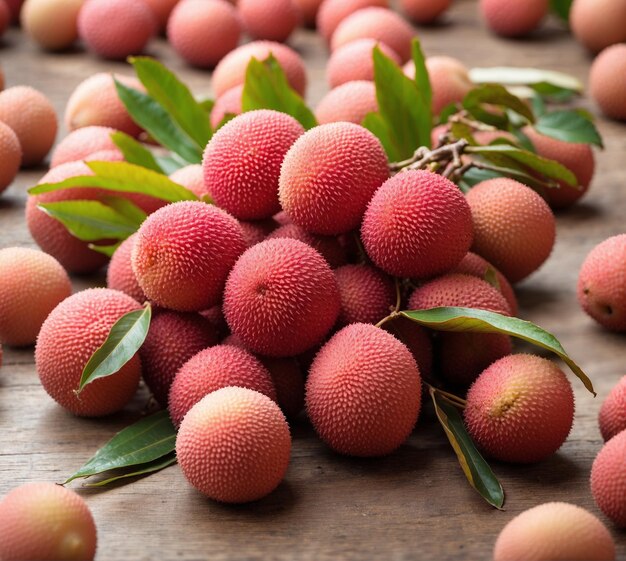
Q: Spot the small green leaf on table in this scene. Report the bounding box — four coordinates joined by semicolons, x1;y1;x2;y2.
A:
83;453;177;488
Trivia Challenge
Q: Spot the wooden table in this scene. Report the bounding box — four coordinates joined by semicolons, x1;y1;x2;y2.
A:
2;1;626;559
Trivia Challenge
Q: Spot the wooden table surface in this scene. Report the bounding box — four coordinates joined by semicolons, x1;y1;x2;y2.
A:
2;1;626;559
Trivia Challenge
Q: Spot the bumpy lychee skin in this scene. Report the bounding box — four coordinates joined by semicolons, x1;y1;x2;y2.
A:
570;0;626;53
334;264;395;326
266;223;346;268
480;0;548;37
590;44;626;122
293;0;323;26
78;0;155;60
21;0;83;51
466;178;556;283
401;0;451;24
140;311;218;407
362;170;473;279
0;86;57;166
315;80;378;125
36;288;142;417
224;238;341;357
383;317;433;378
203;110;305;220
451;252;518;316
65;73;143;136
176;387;291;503
51;126;118;168
167;0;241;69
591;429;626;527
279;122;389;235
599;376;626;442
0;482;97;561
317;0;388;42
143;0;179;32
578;235;626;332
169;164;206;198
524;127;595;208
425;56;473;116
240;218;278;247
210;84;243;128
168;344;276;426
464;354;575;463
326;38;399;88
213;41;307;97
306;323;422;457
238;0;299;42
0;121;21;193
330;7;415;63
106;234;147;303
0;248;71;347
494;502;616;561
132;201;247;312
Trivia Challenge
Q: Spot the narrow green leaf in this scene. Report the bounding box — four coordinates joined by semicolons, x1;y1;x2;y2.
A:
83;453;177;487
362;112;398;161
464;84;535;125
469;67;583;93
64;410;176;484
400;307;595;395
156;155;186;175
529;82;577;102
30;161;198;202
242;55;317;130
550;0;574;21
430;388;505;509
410;39;432;122
110;131;164;173
78;304;152;392
102;195;147;225
38;200;138;242
535;110;603;148
88;242;121;257
114;79;202;163
198;97;215;114
130;57;212;147
461;164;552;191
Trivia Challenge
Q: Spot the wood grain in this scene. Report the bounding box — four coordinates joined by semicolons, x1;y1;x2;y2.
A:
1;1;626;559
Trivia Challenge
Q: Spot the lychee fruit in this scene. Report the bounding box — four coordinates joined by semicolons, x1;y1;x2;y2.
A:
316;0;388;42
78;0;156;60
361;170;473;279
315;80;378;125
169;164;206;198
306;323;422;456
224;238;341;357
5;0;23;22
106;234;147;303
334;264;395;326
570;0;626;53
293;0;323;27
20;0;83;51
383;317;433;379
209;84;243;129
480;0;548;37
266;223;346;268
0;247;72;347
176;386;291;503
262;356;305;419
0;86;57;166
279;122;389;235
50;126;119;168
143;0;179;32
35;288;142;416
326;38;400;88
238;0;299;42
591;429;626;527
212;40;307;97
0;0;9;34
493;502;616;561
578;235;626;331
84;148;125;163
330;7;415;63
0;121;21;194
0;482;97;561
140;310;218;407
589;44;626;121
200;304;229;340
400;0;451;24
132;201;247;312
466;178;556;283
599;376;626;442
167;0;241;69
464;354;575;463
65;73;143;137
425;56;473;115
203;110;305;220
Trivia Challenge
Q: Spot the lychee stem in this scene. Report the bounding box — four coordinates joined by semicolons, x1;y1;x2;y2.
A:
429;384;468;409
389;138;470;173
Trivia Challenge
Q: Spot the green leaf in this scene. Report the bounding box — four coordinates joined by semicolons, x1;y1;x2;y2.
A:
30;161;198;203
38;200;139;242
198;97;215;114
102;195;147;225
529;82;577;102
114;79;203;164
469;67;583;93
463;84;535;126
110;131;164;173
64;410;176;484
78;304;152;393
410;39;432;122
83;453;177;487
362;112;397;160
430;388;505;509
534;110;603;148
242;55;317;130
88;242;121;257
130;57;213;148
156;155;186;175
400;307;595;395
550;0;574;21
461;164;553;191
